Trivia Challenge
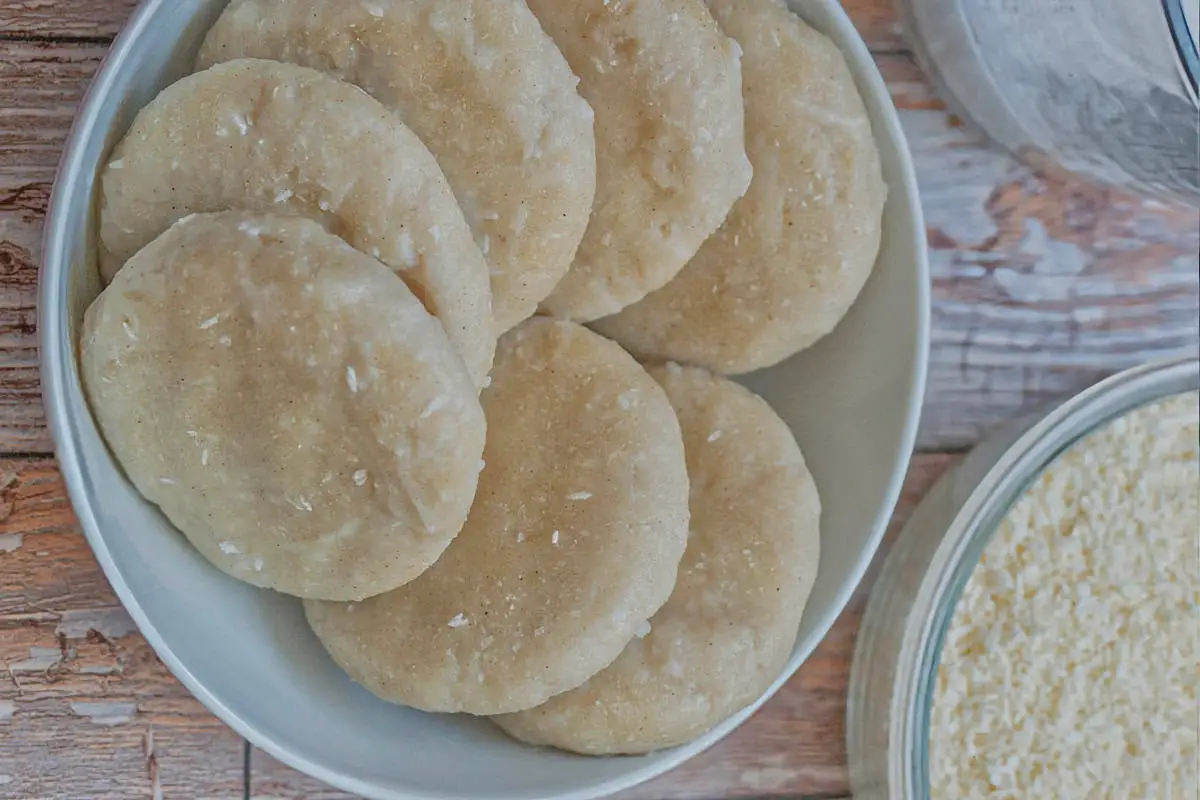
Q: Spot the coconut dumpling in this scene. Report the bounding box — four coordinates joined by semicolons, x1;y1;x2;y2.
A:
81;211;487;601
304;319;691;716
494;362;821;754
99;58;495;386
532;0;753;322
593;0;887;374
197;0;597;334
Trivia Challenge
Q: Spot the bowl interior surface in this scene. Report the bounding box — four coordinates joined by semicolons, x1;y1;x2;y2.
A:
40;1;929;798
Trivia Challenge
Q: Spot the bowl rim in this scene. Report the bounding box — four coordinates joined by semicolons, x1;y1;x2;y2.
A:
38;1;930;797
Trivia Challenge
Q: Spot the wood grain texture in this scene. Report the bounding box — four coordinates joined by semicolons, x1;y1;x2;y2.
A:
889;60;1200;447
0;0;137;39
1;42;1196;455
0;461;246;799
1;0;906;51
0;42;107;455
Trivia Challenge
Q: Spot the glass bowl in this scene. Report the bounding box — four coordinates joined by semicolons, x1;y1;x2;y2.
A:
847;355;1200;799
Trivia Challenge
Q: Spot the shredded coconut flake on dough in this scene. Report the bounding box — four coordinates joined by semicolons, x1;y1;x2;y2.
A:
421;395;448;419
397;232;417;266
930;393;1200;799
287;495;313;513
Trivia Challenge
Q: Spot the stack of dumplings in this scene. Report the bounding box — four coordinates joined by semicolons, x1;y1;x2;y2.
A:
82;0;885;755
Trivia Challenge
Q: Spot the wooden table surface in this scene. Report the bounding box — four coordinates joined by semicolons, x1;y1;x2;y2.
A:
0;1;1197;798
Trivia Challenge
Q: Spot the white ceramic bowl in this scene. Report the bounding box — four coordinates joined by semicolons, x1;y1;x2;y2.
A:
39;2;929;798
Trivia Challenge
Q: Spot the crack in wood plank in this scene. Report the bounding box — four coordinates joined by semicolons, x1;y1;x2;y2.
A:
0;464;246;799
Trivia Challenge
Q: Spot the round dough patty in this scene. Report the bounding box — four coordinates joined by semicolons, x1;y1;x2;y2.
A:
99;58;494;386
494;362;821;754
81;212;486;601
197;0;597;334
593;0;887;374
532;0;753;322
304;319;691;715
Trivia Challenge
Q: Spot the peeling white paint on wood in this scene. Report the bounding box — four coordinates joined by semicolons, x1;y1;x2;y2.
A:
738;765;805;792
894;105;1200;449
69;701;137;726
0;218;41;268
904;109;1022;246
79;664;118;675
55;606;137;640
9;646;61;672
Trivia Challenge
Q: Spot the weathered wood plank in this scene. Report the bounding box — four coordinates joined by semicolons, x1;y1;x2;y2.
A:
0;42;107;455
248;454;956;800
0;0;907;52
0;0;138;39
843;0;906;51
0;460;246;799
888;59;1200;447
0;41;105;184
2;42;1196;455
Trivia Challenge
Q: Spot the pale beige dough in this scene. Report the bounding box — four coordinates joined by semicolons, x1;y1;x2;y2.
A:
305;319;691;715
81;212;486;601
99;58;494;386
593;0;887;374
197;0;597;334
531;0;753;322
494;362;821;754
